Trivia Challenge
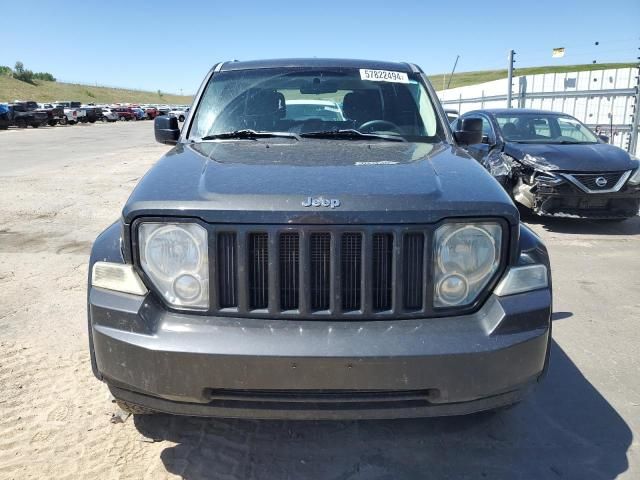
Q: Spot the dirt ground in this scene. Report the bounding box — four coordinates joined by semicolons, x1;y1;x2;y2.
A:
1;121;639;479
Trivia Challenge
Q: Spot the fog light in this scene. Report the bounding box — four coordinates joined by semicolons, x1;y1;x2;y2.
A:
173;274;202;301
437;273;469;306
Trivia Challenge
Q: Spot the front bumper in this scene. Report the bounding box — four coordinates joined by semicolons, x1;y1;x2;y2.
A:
89;286;551;419
527;183;640;219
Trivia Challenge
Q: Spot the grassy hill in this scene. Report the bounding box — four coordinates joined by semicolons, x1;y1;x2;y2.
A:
2;62;636;103
428;62;637;90
0;75;192;104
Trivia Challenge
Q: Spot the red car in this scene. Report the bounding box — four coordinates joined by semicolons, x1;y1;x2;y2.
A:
111;107;135;121
145;107;159;120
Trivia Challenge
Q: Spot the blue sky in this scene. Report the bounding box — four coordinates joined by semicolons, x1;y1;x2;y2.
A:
2;0;638;94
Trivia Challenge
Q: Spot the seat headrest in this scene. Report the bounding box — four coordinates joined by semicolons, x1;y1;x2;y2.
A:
342;90;382;125
245;89;285;118
501;122;518;136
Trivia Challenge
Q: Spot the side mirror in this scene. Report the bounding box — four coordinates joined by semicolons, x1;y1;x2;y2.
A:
154;115;180;145
598;134;609;143
453;118;483;146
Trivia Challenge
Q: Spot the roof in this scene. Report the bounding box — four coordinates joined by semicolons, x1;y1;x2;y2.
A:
474;108;572;116
218;58;420;73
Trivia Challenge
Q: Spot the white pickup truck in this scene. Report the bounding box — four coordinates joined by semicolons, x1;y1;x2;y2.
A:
168;106;190;122
53;101;87;125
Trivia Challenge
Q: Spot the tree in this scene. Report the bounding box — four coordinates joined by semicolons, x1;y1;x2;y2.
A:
33;72;56;82
0;65;11;76
13;61;34;84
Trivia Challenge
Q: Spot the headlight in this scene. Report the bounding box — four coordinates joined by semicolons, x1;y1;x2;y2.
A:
139;223;209;309
434;222;501;307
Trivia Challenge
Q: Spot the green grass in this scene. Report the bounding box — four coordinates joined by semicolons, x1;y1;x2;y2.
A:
428;62;637;90
0;75;193;104
2;62;635;103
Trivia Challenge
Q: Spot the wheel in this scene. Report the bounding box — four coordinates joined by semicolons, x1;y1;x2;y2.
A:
59;117;68;126
90;120;96;123
179;115;185;122
16;118;27;128
131;115;137;121
48;120;57;127
69;120;77;125
31;123;39;128
115;398;155;415
102;116;109;122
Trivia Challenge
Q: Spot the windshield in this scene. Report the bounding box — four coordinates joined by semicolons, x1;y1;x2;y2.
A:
189;67;443;142
495;113;598;144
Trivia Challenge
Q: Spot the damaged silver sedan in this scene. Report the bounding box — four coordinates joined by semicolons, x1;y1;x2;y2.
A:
456;109;640;220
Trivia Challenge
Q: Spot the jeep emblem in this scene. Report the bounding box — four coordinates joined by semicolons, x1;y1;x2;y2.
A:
595;176;607;188
302;196;341;208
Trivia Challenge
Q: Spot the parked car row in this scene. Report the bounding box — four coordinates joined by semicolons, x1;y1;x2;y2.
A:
0;101;190;129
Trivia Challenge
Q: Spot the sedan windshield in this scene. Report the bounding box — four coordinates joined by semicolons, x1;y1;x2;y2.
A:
189;67;443;142
495;113;599;144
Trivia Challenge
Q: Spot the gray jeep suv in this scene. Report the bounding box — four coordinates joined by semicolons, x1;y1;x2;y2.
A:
88;58;552;419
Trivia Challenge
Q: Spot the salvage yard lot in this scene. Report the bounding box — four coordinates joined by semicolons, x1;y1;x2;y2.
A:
1;122;639;479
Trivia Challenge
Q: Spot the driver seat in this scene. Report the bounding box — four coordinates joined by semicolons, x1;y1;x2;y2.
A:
342;90;383;127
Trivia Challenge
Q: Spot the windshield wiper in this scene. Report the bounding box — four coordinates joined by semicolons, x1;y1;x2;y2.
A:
201;129;300;141
300;129;406;142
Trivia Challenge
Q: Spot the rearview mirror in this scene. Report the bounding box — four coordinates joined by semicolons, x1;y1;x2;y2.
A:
598;134;610;144
154;115;180;145
300;78;338;94
453;118;483;146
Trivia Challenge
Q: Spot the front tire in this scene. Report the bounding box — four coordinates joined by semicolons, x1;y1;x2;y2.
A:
179;115;185;122
16;118;27;128
59;117;68;126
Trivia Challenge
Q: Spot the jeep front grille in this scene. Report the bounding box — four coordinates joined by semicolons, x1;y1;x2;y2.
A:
184;223;507;320
211;225;429;319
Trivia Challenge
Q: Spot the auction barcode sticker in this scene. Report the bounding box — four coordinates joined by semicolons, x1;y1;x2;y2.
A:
359;69;409;83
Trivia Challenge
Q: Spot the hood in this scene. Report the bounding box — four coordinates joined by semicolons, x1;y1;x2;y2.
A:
504;142;635;172
123;139;518;225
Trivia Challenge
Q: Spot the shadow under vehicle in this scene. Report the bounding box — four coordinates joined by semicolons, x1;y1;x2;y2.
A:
131;340;632;480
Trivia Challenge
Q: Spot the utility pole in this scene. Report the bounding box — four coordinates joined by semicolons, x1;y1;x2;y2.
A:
630;47;640;154
507;50;516;108
446;55;460;90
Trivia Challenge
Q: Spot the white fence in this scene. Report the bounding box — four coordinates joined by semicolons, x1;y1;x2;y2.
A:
437;67;640;155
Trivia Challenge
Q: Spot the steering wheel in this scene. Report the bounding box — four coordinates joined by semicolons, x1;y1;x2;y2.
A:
358;119;402;134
